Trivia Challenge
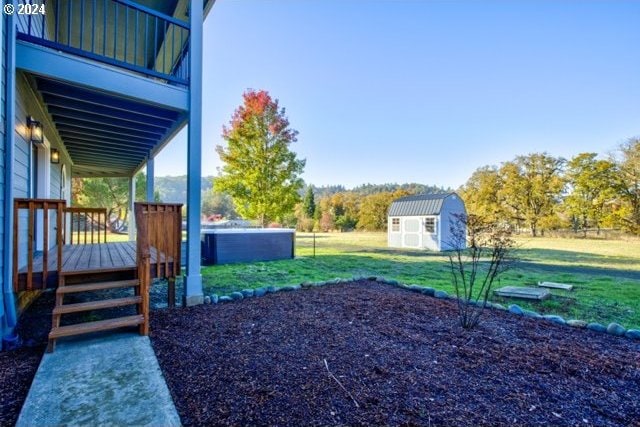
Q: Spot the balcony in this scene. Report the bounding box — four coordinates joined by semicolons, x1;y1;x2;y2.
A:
16;0;190;86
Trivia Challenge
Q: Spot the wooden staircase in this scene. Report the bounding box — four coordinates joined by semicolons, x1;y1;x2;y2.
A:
41;202;182;352
47;277;148;352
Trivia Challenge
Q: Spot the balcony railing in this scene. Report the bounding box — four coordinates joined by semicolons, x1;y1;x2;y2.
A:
16;0;190;85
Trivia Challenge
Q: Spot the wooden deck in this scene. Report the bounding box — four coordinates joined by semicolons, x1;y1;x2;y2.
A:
17;241;176;288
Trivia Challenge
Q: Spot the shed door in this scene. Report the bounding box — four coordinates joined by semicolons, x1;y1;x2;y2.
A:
402;218;421;248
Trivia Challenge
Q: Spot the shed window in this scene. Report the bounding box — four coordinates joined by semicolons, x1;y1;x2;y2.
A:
424;217;436;233
391;218;400;232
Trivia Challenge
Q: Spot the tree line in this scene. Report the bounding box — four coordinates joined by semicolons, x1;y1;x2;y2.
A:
459;138;640;236
293;184;448;232
72;87;640;238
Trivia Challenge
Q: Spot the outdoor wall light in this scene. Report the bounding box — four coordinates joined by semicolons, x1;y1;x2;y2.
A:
51;148;60;164
27;116;44;144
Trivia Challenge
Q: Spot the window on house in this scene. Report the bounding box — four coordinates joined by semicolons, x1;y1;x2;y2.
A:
424;217;436;233
391;218;400;232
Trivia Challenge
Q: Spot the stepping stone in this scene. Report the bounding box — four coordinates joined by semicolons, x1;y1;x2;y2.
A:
537;281;574;291
494;286;551;300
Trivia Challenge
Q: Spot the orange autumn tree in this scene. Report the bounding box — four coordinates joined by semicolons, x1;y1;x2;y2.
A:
215;90;306;226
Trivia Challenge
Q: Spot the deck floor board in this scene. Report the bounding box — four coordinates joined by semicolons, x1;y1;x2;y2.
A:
18;241;160;275
17;241;175;290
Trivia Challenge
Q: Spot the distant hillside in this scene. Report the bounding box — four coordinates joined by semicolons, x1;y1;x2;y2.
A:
308;182;451;197
156;177;451;203
155;176;214;203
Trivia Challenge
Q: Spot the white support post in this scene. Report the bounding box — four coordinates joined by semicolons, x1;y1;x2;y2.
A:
128;175;136;241
183;0;204;306
146;158;155;202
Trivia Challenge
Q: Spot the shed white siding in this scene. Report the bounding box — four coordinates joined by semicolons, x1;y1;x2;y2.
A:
387;193;466;252
439;195;466;251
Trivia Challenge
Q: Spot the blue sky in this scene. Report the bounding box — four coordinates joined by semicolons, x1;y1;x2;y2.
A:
154;0;640;190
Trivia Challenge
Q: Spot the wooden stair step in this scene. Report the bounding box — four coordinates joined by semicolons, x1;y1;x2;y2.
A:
48;315;145;339
57;279;139;294
53;296;142;315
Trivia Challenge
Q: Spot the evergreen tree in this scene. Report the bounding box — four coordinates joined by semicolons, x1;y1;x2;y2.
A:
303;187;316;218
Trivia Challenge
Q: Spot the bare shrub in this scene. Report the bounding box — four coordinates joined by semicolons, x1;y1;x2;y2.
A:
447;213;516;329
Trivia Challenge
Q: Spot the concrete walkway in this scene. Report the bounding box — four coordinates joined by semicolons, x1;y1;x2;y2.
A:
17;332;181;426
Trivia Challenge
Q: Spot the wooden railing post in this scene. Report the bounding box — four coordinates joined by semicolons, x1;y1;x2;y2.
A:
13;201;19;292
135;202;183;308
135;203;150;335
56;203;63;277
27;200;34;290
64;207;108;245
13;199;67;292
43;201;49;286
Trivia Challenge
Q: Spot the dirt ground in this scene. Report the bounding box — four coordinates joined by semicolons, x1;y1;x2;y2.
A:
150;280;640;427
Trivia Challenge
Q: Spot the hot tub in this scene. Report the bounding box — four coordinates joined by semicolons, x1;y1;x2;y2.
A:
201;228;295;265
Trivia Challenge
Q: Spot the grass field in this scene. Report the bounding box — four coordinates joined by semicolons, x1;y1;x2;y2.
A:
79;232;131;243
201;232;640;329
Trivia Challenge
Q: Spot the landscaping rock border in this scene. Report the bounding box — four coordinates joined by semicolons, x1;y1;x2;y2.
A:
202;276;640;342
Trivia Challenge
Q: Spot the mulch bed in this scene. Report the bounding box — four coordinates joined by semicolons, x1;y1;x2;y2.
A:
150;280;640;427
0;291;53;427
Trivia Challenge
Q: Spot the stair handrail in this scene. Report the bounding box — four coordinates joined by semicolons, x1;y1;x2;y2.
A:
13;198;66;291
134;202;183;313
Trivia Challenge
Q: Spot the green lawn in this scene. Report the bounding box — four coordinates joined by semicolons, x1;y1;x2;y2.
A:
74;231;131;243
200;232;640;329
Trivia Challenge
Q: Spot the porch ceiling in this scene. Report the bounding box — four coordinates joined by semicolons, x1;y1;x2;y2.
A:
33;76;185;177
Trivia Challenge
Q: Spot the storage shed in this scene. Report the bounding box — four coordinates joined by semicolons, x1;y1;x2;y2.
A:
387;193;466;251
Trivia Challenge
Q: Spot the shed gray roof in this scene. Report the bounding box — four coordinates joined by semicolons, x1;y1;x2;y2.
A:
388;193;455;217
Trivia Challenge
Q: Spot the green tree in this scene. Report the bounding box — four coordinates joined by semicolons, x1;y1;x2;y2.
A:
498;153;565;236
202;190;237;219
72;172;155;228
303;187;316;218
331;192;360;231
564;153;618;235
459;166;506;223
616;138;640;234
357;190;410;231
214;90;306;226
